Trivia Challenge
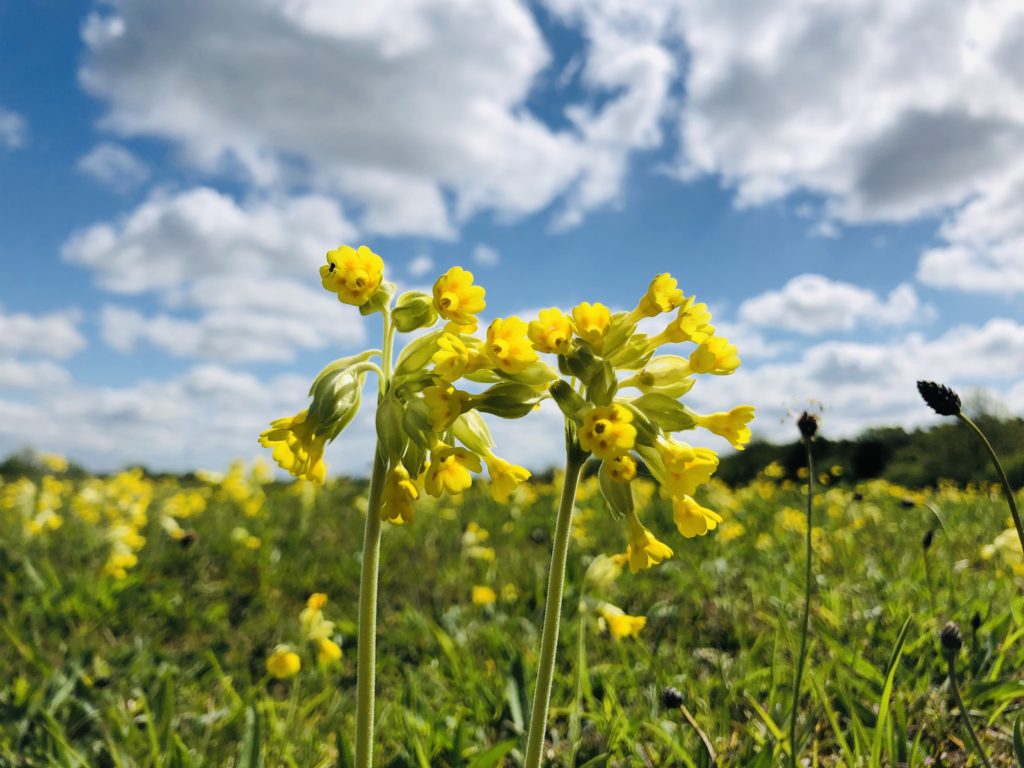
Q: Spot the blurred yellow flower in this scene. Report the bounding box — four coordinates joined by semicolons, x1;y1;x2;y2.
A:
266;647;301;679
258;409;328;485
579;404;636;461
433;266;485;326
320;245;384;306
484;453;531;503
528;308;573;354
597;602;647;641
316;637;342;664
472;585;497;606
673;495;724;538
606;453;637;483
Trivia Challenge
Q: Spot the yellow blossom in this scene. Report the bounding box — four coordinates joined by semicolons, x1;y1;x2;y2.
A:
571;302;612;347
316;637;342;664
633;273;684;319
380;464;419;524
39;453;69;474
624;518;673;573
425;445;482;497
658;441;719;497
528;308;573;354
432;333;472;381
486;316;538;374
655;296;715;345
258;409;328;485
597;602;647;641
484;453;531;503
718;520;745;543
433;266;486;326
585;553;624;588
266;647;301;679
694;405;756;450
579;404;636;461
423;384;468;432
472;585;497;606
606;453;637;483
689;337;739;375
319;245;384;306
673;495;724;538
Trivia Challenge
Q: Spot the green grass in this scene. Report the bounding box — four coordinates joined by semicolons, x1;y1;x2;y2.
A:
1;470;1022;766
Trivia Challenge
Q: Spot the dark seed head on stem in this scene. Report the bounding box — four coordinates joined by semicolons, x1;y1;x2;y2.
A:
917;380;962;417
922;528;934;550
971;612;982;632
797;411;819;440
661;687;684;709
940;621;963;653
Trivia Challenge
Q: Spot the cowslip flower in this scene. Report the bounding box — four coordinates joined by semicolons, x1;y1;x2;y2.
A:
483;452;531;503
631;273;684;320
433;266;486;326
472;585;497;606
652;296;715;346
486;316;538;374
258;410;328;485
606;453;637;483
624;517;674;573
673;495;724;538
423;384;469;432
571;302;611;347
693;405;756;450
380;464;419;525
320;245;384;306
316;637;343;664
528;308;573;354
689;337;739;375
266;647;301;679
579;404;636;461
425;445;482;497
597;602;647;641
659;441;719;498
432;333;473;381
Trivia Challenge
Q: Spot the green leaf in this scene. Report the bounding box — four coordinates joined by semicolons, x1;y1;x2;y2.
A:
599;460;633;520
1013;714;1024;767
238;704;262;768
630;393;696;433
465;739;517;768
869;616;912;768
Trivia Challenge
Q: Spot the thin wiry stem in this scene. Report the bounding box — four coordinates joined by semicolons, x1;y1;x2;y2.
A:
946;650;993;768
789;438;814;767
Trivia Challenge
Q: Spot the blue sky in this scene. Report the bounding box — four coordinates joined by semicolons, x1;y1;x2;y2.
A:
1;0;1023;473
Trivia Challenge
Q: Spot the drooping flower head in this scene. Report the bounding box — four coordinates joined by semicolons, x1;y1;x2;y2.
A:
380;464;419;524
423;384;469;432
689;337;740;375
432;333;472;381
486;316;538;374
528;308;573;355
433;266;486;326
579;404;636;461
425;444;482;497
673;495;724;538
633;273;684;319
658;296;715;345
694;405;756;450
658;440;718;498
484;452;531;503
258;409;328;485
624;516;674;573
597;602;647;641
320;245;384;306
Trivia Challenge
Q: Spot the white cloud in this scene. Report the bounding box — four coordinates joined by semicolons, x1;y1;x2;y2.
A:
737;274;926;334
0;106;26;149
472;244;500;267
0;360;70;389
77;142;150;190
0;306;86;359
407;254;435;278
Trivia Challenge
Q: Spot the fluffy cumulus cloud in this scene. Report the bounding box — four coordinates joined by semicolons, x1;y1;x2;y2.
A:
0;306;86;359
77;142;150;191
675;0;1024;292
738;274;926;334
78;0;678;234
0;106;27;149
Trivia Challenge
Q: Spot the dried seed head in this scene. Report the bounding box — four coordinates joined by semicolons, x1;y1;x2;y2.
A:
661;686;684;709
940;621;963;653
922;528;934;550
900;497;916;509
916;381;961;417
970;612;982;632
797;411;819;440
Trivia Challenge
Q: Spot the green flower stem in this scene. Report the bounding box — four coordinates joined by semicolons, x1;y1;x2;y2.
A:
958;413;1024;559
524;450;586;768
354;311;396;768
789;438;814;768
354;447;387;768
946;650;993;768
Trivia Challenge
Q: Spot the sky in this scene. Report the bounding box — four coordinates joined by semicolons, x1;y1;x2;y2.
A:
1;0;1023;475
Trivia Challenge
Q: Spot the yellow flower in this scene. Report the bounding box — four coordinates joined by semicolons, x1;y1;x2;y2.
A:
433;266;486;326
528;308;573;354
316;637;342;664
432;333;472;381
655;296;715;345
258;409;328;485
39;453;69;474
486;316;538;374
584;553;624;588
606;453;637;483
633;273;684;319
624;518;673;573
597;602;647;641
658;441;719;497
673;495;724;538
380;464;419;524
319;245;384;306
694;405;756;450
425;445;482;497
484;453;531;503
579;404;636;461
571;302;611;346
472;585;497;606
423;384;468;432
266;647;301;679
689;337;739;375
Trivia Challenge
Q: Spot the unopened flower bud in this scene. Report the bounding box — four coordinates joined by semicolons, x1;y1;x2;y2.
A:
916;380;961;417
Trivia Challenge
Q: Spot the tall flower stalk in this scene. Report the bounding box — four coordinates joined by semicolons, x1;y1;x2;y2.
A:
940;621;993;768
917;381;1024;559
260;247;542;767
789;411;818;768
520;276;754;767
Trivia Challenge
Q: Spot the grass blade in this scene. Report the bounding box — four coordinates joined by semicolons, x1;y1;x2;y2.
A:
869;616;912;768
1013;714;1024;768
